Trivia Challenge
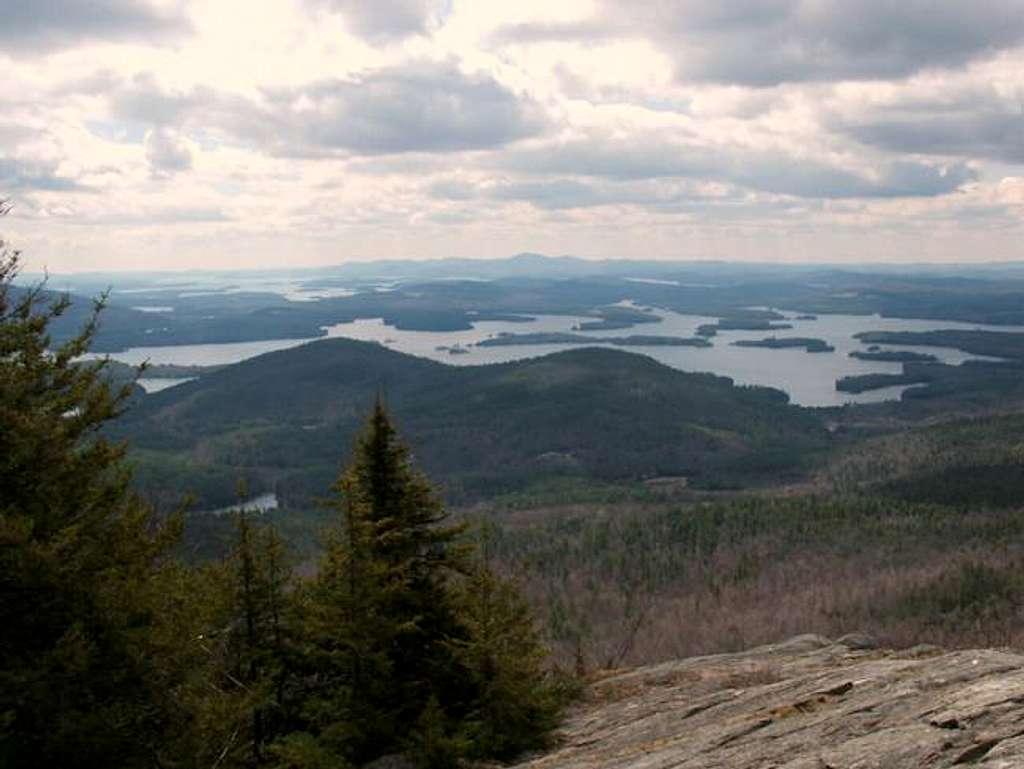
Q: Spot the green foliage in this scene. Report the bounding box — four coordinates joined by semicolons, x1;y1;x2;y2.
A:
0;214;189;767
879;463;1024;508
733;336;834;352
268;731;346;769
188;508;298;768
299;399;472;763
295;400;564;766
453;565;564;760
405;696;466;769
855;329;1024;361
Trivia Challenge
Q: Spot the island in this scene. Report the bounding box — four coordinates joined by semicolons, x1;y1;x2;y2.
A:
477;332;711;348
835;372;931;394
573;305;663;331
855;330;1024;360
849;350;938;363
733;337;835;353
697;320;794;337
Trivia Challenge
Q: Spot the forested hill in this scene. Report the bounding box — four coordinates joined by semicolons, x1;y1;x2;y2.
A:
111;339;828;507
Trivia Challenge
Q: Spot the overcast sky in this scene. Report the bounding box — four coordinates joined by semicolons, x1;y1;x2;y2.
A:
2;0;1024;272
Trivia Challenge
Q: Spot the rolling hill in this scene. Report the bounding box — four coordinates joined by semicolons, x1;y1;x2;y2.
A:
111;339;829;508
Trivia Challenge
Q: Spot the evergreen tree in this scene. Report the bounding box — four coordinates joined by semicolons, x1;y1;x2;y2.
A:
0;204;191;767
296;400;566;767
198;505;298;768
452;564;564;761
300;397;471;765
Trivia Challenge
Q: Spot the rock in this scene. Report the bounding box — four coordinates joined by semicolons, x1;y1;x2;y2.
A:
513;641;1024;768
833;631;878;650
750;633;833;655
900;643;945;659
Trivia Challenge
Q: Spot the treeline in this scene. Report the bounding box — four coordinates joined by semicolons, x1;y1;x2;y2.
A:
0;245;567;768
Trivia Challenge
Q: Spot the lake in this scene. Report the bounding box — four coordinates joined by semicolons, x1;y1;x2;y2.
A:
96;309;1023;408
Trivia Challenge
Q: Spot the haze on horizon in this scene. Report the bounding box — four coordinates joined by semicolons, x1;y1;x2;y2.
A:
2;0;1023;273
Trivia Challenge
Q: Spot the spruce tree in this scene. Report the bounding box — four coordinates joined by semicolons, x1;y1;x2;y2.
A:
301;397;471;765
0;208;188;767
452;565;564;761
297;400;567;767
193;506;295;768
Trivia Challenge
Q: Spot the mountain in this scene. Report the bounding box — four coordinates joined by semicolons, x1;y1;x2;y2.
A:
111;339;828;508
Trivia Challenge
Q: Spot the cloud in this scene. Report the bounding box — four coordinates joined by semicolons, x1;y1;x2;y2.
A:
498;135;977;200
77;205;231;226
308;0;445;43
836;89;1024;164
0;123;36;146
495;0;1024;86
0;156;88;192
730;156;977;199
267;62;544;154
0;0;190;54
109;61;545;156
428;177;685;209
144;128;193;176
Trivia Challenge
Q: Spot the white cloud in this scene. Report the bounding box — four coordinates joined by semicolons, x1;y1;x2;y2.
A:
1;0;1023;270
144;127;193;176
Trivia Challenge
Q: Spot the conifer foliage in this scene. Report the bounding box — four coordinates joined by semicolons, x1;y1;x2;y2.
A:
0;204;189;767
292;398;565;767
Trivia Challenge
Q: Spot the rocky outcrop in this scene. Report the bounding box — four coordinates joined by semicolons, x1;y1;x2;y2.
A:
515;634;1024;768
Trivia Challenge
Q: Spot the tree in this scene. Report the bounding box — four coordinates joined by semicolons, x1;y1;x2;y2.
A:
451;559;565;761
189;503;296;769
295;399;566;767
298;397;472;765
0;204;190;767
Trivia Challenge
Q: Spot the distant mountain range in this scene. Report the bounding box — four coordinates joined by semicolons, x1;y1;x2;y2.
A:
30;251;1024;291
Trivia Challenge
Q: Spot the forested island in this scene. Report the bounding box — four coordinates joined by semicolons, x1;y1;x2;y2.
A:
477;332;711;348
696;318;794;337
836;371;930;393
848;350;938;362
733;337;835;353
854;329;1024;360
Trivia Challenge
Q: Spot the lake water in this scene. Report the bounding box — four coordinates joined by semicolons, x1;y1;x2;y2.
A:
96;337;317;367
208;493;279;516
137;377;196;393
98;309;1024;408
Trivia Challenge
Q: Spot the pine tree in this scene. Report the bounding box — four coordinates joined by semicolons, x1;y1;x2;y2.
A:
0;204;190;767
194;506;295;768
300;397;472;765
296;400;567;767
453;565;564;761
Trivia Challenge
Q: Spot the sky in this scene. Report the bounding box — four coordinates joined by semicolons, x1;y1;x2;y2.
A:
2;0;1024;272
